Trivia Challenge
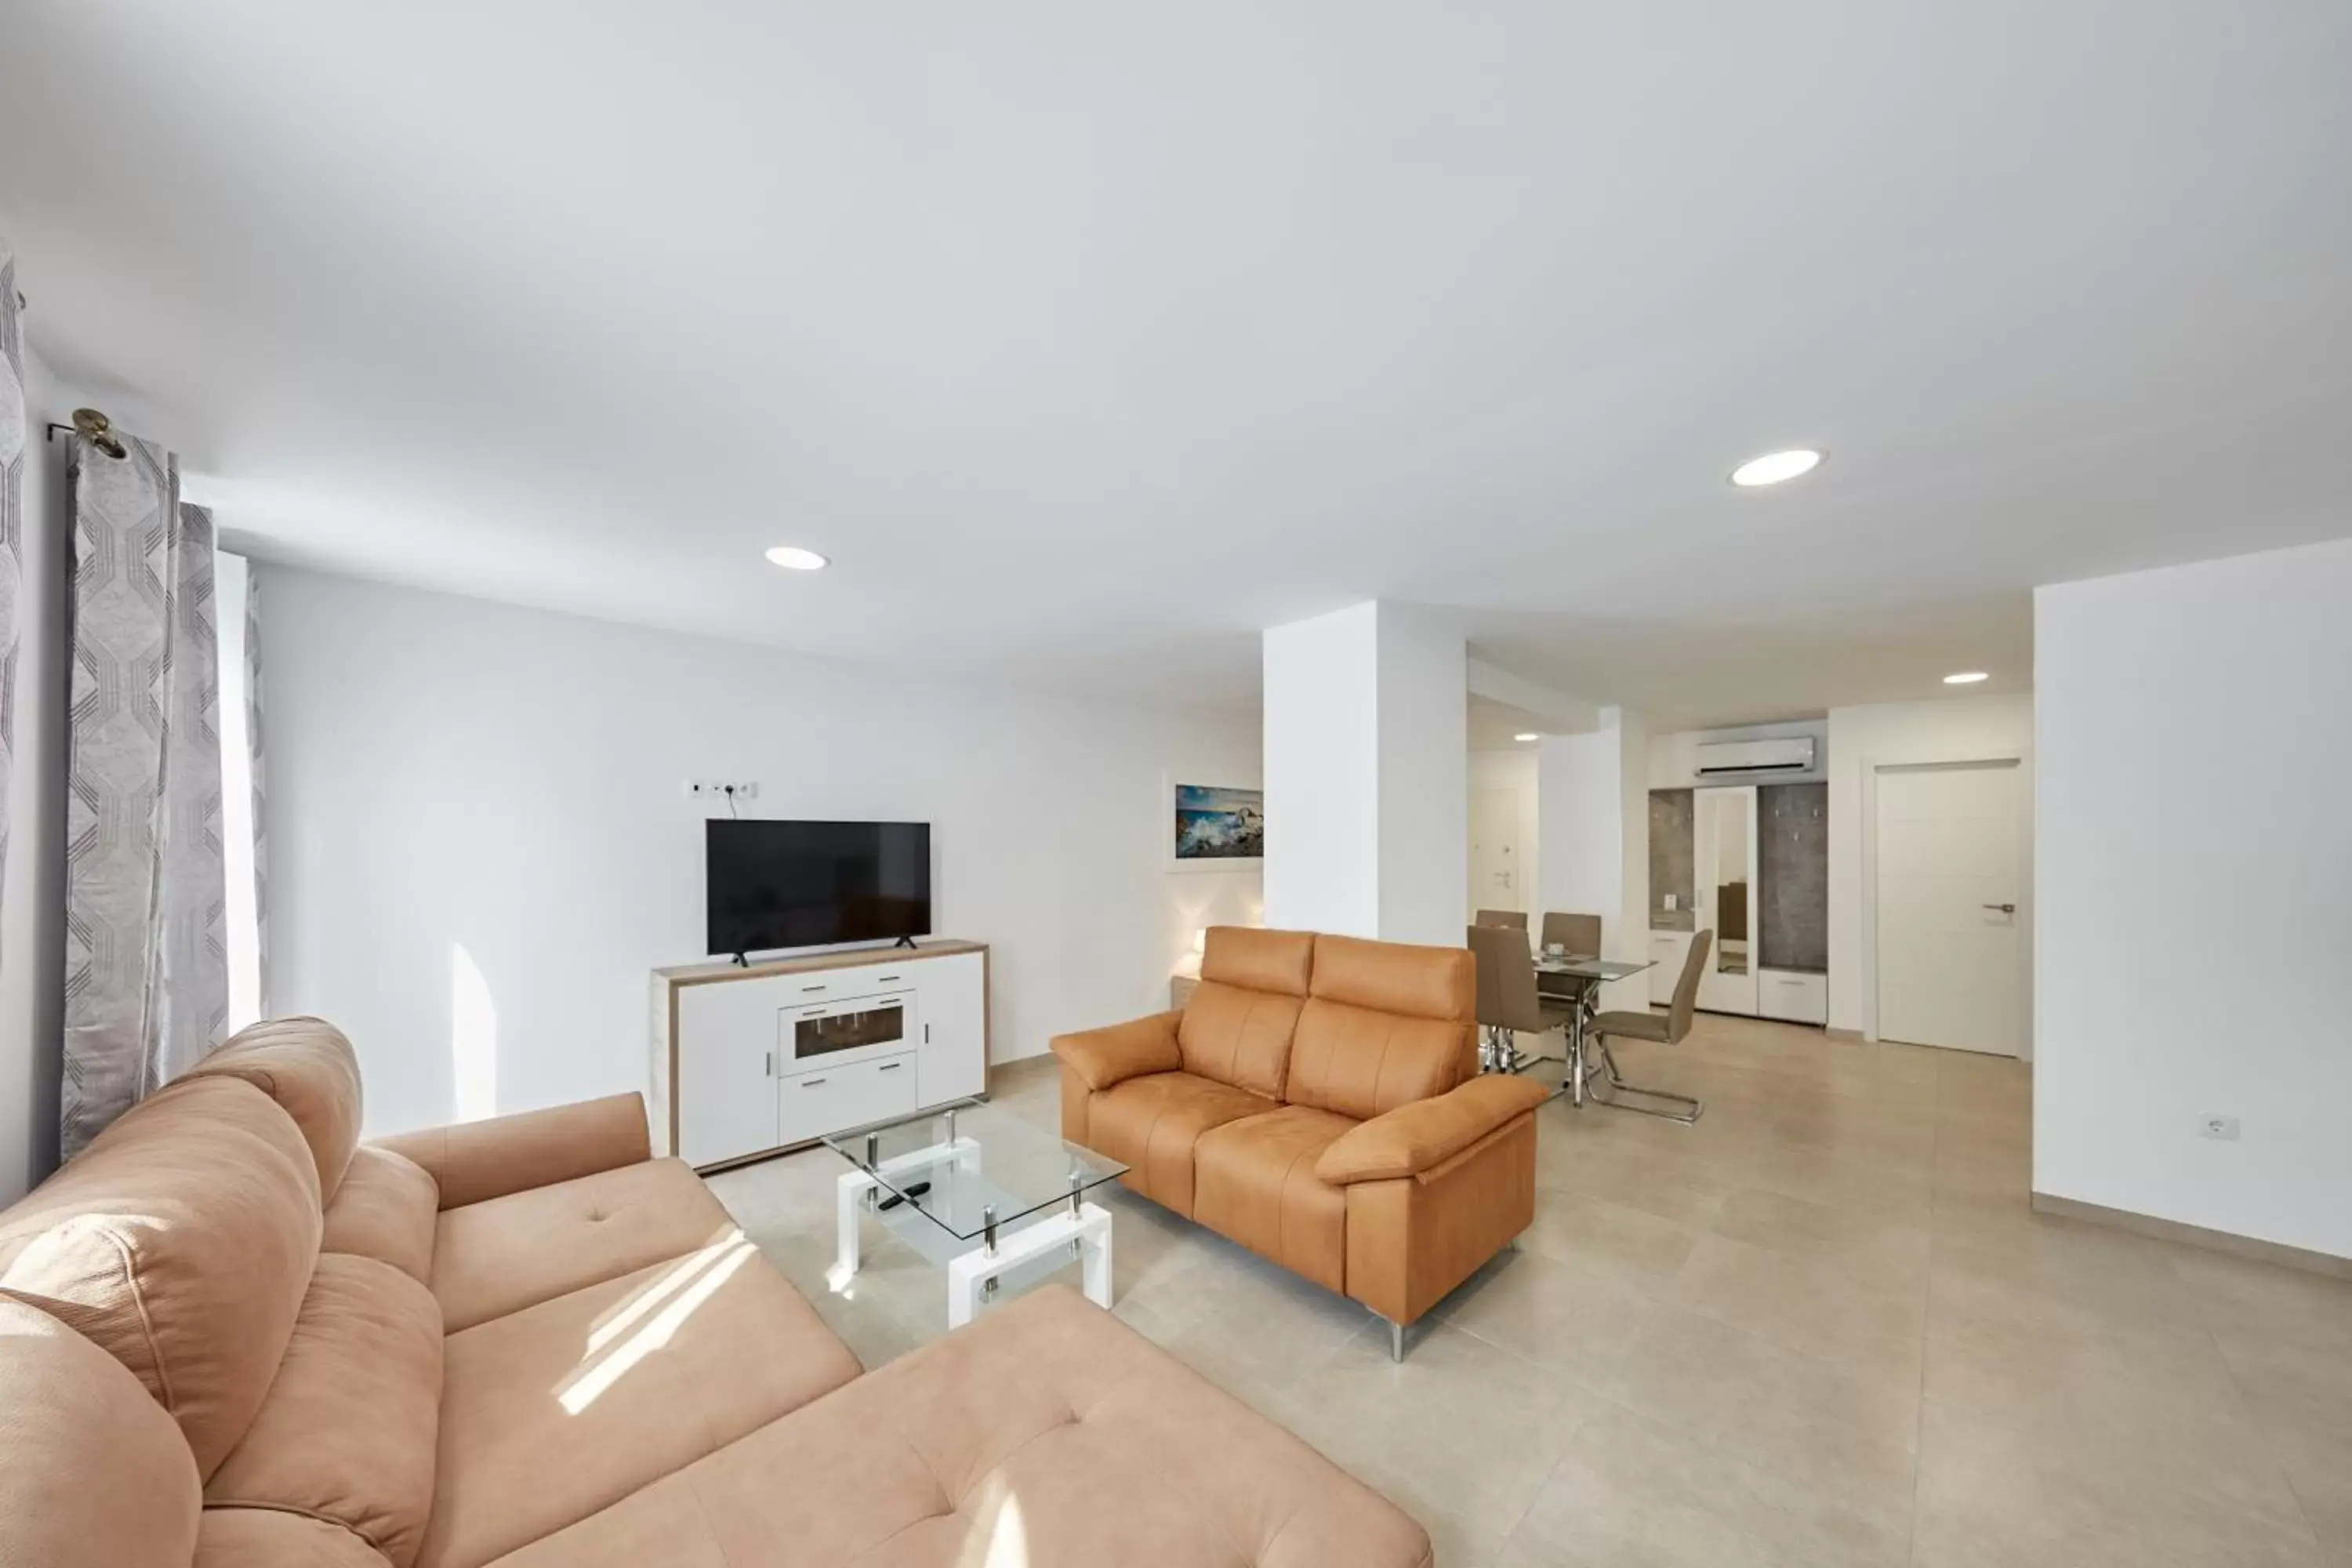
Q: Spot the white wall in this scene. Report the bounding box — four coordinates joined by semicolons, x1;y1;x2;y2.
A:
1468;748;1540;920
1826;694;2034;1041
1261;601;1465;947
1537;707;1650;1009
1262;603;1378;937
260;566;1261;1138
2036;538;2352;1260
1374;604;1467;946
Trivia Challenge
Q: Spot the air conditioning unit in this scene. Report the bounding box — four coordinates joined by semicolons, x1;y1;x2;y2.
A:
1694;736;1816;776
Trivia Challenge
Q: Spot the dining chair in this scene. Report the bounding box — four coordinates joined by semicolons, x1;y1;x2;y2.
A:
1584;929;1711;1123
1474;909;1529;931
1538;911;1602;957
1467;923;1577;1074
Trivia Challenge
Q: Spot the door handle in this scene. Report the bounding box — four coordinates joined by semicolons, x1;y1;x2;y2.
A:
1983;903;2016;913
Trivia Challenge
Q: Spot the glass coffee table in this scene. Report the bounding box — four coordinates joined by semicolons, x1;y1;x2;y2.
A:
822;1102;1127;1327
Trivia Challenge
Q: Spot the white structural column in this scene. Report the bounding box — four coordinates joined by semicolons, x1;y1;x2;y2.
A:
1262;602;1466;946
1537;706;1651;1011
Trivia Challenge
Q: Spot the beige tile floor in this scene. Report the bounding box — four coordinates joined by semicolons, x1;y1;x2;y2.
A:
706;1013;2352;1567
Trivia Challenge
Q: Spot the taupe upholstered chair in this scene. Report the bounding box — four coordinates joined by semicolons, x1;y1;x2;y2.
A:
1468;923;1575;1073
1474;909;1529;930
1585;929;1711;1123
1538;911;1602;956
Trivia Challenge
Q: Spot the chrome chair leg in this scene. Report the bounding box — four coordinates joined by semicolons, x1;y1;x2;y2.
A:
1589;1040;1703;1124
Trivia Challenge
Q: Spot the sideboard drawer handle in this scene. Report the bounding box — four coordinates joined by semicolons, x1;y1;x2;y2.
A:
800;1077;827;1087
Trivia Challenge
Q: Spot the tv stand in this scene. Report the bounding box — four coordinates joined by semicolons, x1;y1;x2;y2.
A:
650;939;990;1171
891;935;919;949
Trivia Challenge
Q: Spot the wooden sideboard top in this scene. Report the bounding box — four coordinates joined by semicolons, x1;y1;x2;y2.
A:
654;937;989;989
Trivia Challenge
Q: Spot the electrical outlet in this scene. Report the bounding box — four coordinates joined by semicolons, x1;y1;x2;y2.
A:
2198;1113;2241;1142
684;779;760;803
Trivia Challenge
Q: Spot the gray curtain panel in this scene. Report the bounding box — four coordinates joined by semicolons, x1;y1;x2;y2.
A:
0;239;24;893
60;439;228;1157
244;562;269;1016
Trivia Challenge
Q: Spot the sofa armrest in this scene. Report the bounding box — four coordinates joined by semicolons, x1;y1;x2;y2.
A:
1050;1011;1183;1093
373;1092;652;1210
1316;1076;1549;1185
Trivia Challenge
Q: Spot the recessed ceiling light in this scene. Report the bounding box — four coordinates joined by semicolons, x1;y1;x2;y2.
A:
1944;671;1989;685
764;546;829;571
1514;732;1540;742
1730;448;1824;488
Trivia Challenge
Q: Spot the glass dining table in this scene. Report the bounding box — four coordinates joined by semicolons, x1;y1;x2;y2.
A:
1530;953;1655;1105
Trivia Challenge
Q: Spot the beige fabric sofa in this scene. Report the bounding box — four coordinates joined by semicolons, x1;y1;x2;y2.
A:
0;1018;1430;1568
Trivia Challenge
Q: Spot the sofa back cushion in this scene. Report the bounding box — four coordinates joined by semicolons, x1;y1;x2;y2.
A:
1200;926;1315;996
1283;935;1478;1120
0;1074;323;1478
321;1144;438;1284
1177;927;1316;1097
180;1016;365;1203
1177;983;1305;1099
0;1299;201;1568
1284;1000;1474;1121
1308;934;1476;1024
206;1253;443;1568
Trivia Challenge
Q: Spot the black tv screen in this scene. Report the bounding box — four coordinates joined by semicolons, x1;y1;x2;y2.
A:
706;819;932;955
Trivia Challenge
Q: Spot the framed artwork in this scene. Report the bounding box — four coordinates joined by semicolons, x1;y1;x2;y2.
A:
1167;780;1263;869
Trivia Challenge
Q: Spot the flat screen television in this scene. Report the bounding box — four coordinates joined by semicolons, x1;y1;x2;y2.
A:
706;819;932;956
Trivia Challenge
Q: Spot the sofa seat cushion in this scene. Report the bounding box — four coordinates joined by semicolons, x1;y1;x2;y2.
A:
482;1284;1431;1568
322;1144;438;1283
0;1299;202;1568
196;1509;390;1567
0;1074;321;1478
417;1234;860;1568
429;1156;737;1332
1083;1072;1276;1218
1192;1106;1357;1294
206;1254;443;1568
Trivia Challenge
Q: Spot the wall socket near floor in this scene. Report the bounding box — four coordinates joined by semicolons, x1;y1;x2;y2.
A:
684;779;760;804
2197;1113;2241;1142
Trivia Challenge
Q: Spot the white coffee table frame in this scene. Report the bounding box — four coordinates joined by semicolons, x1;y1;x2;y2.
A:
827;1131;1114;1328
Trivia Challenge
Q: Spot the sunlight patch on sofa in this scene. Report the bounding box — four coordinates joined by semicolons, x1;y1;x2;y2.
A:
556;1236;757;1413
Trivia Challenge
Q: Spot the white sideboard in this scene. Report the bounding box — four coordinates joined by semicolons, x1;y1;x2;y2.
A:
650;939;989;1171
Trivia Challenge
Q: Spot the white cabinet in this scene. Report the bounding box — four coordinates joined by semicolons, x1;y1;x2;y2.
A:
653;941;990;1171
1650;931;1694;1005
1756;968;1829;1025
913;950;988;1104
675;976;795;1167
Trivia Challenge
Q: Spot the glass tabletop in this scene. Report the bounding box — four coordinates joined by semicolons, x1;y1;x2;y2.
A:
822;1101;1127;1243
1533;956;1655;981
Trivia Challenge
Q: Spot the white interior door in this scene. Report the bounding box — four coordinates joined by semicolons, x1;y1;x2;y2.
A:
1693;786;1759;1015
1875;761;2023;1054
1469;787;1523;913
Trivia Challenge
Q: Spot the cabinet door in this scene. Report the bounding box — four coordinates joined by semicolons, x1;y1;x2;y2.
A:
1650;931;1693;1005
676;981;784;1166
916;951;988;1104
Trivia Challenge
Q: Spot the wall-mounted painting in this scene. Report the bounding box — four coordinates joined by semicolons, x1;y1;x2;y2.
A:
1168;781;1264;869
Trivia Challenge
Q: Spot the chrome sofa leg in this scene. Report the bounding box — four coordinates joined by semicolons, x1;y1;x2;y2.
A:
1591;1041;1704;1124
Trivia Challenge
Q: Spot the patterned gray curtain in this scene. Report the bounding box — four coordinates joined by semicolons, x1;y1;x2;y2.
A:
244;564;269;1018
0;240;24;890
60;438;228;1157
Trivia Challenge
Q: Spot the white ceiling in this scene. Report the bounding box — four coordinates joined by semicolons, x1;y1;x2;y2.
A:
5;2;2348;728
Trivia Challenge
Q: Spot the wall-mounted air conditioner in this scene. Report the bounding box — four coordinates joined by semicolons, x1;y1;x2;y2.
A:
1694;736;1817;776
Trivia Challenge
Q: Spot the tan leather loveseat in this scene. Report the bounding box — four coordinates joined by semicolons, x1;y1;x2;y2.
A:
1053;928;1549;1352
0;1017;1432;1568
